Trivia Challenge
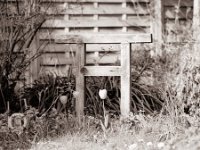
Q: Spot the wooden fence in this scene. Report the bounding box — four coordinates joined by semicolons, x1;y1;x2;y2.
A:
32;0;193;79
2;0;199;117
2;0;196;80
38;0;152;79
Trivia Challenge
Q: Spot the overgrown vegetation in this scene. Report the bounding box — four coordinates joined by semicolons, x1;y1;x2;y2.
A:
1;0;200;150
0;0;47;113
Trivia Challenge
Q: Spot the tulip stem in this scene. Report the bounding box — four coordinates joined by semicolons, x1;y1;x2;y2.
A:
103;100;106;121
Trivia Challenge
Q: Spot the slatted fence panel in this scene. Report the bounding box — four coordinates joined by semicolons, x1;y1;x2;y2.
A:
163;0;193;43
2;0;195;77
38;0;152;76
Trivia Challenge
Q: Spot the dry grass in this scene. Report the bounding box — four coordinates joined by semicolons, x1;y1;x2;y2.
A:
29;112;200;150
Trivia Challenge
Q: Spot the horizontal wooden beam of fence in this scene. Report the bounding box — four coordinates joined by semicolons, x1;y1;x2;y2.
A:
39;0;150;3
43;17;150;28
43;5;149;15
48;34;152;44
78;66;122;76
163;0;193;7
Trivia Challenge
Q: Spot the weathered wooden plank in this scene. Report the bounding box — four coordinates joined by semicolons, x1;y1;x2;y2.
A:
86;52;120;65
192;0;200;65
43;17;150;28
165;7;193;19
40;43;76;52
48;33;152;43
82;66;121;76
75;44;85;119
120;42;130;117
193;0;200;39
42;3;149;15
69;28;94;33
86;44;120;51
98;14;122;20
40;43;150;53
39;27;148;35
41;52;119;65
152;0;163;56
93;2;99;33
127;26;150;33
39;29;65;37
40;0;150;3
40;65;73;77
69;15;94;20
98;27;123;33
41;54;75;65
41;43;121;52
164;0;193;7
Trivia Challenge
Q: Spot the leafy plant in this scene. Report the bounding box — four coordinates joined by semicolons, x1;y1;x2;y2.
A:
85;75;163;117
22;74;75;116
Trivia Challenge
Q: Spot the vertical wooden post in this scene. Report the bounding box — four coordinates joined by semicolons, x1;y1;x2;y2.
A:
26;0;40;85
193;0;200;65
122;2;127;32
64;3;71;73
64;3;70;33
193;0;200;34
75;44;85;121
29;36;40;84
120;42;131;117
93;2;99;33
93;2;99;65
152;0;163;56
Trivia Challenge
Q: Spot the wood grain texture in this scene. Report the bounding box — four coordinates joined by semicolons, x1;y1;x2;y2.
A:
41;43;146;52
41;52;119;65
81;66;121;76
152;0;163;56
164;0;193;7
43;17;150;28
42;4;149;15
40;0;150;3
51;33;152;43
193;0;200;39
192;0;200;64
120;42;131;117
75;44;85;119
41;43;121;52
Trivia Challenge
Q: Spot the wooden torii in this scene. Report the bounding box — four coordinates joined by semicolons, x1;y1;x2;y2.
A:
56;33;152;120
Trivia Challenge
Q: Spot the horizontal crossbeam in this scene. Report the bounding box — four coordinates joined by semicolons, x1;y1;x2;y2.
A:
39;0;150;3
48;34;152;44
80;66;121;76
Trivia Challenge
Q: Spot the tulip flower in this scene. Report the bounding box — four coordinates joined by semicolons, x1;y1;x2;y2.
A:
99;89;107;99
59;95;68;105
